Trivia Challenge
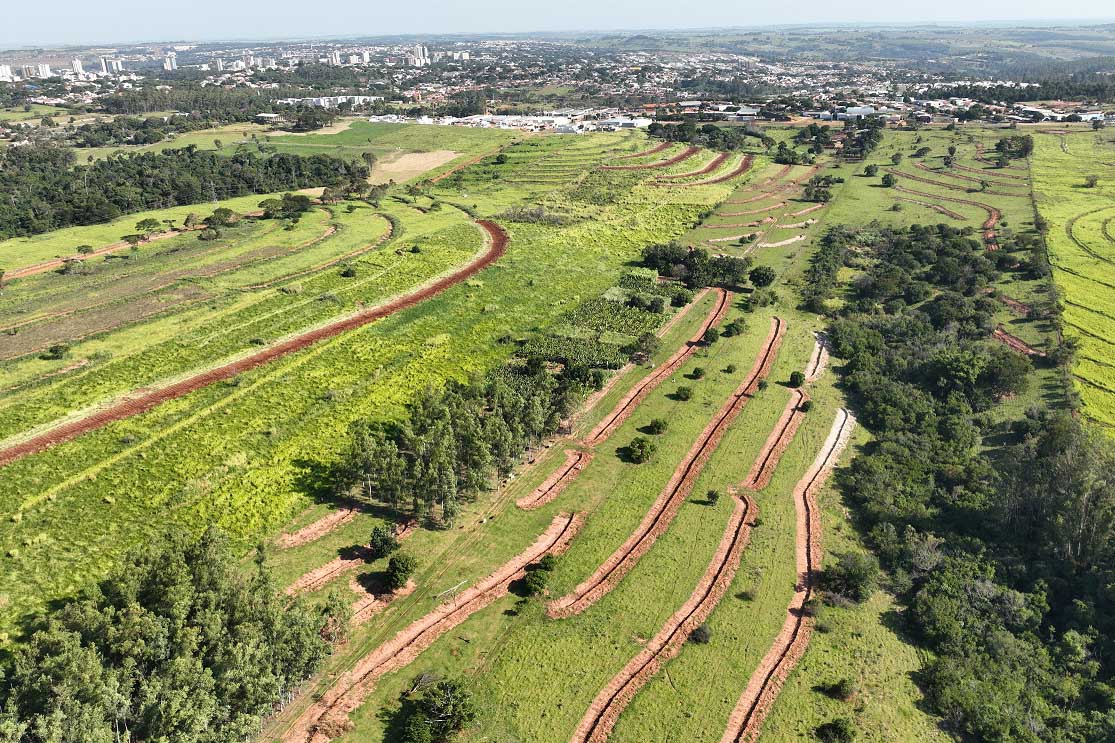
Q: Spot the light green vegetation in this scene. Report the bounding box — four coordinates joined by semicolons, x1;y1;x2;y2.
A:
0;131;736;637
0;104;69;122
78;121;269;162
1032;126;1115;427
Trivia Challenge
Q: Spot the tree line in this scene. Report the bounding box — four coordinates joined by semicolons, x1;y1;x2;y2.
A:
815;223;1115;742
0;145;367;239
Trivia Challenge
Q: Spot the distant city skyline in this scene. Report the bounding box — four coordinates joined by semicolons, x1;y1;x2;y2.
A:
4;0;1115;48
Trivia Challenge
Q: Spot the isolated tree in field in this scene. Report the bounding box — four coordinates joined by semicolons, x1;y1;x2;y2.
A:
703;327;721;345
789;371;806;388
890;152;904;165
863;164;878;177
706;489;720;505
183;212;201;229
881;173;897;188
816;718;856;743
206;207;236;227
135;218;163;240
370;524;400;556
689;623;712;643
122;233;143;249
75;244;94;255
749;265;776;288
646;418;669;434
362;151;377;173
979;179;990;192
674;386;693;401
627;436;657;463
385;552;418;591
948;145;958;156
1084;175;1099;188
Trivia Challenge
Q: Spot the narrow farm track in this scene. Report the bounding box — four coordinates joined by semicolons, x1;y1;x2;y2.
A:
788;204;825;218
282;513;584;743
601;146;699;171
277;507;360;549
720;202;787;218
707;217;776;230
719;409;856;743
569;495;757;743
998;295;1032;316
744;390;807;491
651;155;754;187
548;316;785;619
285;522;417;596
582;289;732;447
895;197;965;220
656;152;730;181
0;220;510;468
517;450;594;510
757;235;806;249
726;184;796;205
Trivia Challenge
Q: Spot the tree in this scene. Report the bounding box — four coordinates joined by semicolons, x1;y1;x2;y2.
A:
75;244;94;255
706;489;721;505
819;552;880;603
675;386;693;401
121;233;143;249
816;718;856;743
183;212;201;229
749;265;777;287
386;553;418;591
1084;175;1099;188
646;418;669;434
863;164;878;177
206;207;236;227
627;436;657;464
881;173;897;188
890;152;904;165
522;570;548;596
370;524;400;556
134;218;163;240
703;327;721;345
689;623;712;643
789;371;805;388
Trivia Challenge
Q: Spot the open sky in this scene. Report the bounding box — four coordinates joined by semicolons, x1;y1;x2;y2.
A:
4;0;1114;47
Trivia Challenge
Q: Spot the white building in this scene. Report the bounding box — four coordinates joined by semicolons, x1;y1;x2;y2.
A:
0;65;13;82
361;50;372;63
36;64;52;78
328;50;342;66
163;52;177;71
214;58;224;72
70;58;84;75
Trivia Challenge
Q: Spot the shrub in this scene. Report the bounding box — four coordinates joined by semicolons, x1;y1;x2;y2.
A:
725;363;737;373
646;418;669;434
674;386;693;401
789;371;806;388
339;263;357;277
689;623;712;644
799;399;814;412
385;553;418;591
819;552;880;603
370;524;400;556
722;319;746;337
703;327;721;344
816;718;856;743
706;489;721;505
628;436;657;464
691;367;706;379
522;570;548;596
749;265;777;288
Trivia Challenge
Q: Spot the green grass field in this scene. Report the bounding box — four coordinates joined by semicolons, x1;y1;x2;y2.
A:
0;104;69;122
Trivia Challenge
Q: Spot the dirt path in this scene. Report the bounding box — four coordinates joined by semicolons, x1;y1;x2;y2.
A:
805;335;829;383
912;161;1026;190
601;147;700;171
744;390;808;491
993;325;1046;357
885;167;1022;198
516;450;593;510
726;184;796;205
998;295;1032;316
892;186;1001;248
350;578;417;626
656;152;730;181
548;316;785;619
652;155;754;187
285;522;417;597
4;228;195;281
570;494;757;743
707;217;776;230
0;221;509;468
282;512;583;743
718;408;856;743
775;219;817;229
582;289;732;447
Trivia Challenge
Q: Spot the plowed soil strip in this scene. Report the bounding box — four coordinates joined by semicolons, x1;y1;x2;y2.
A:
350;578;417;626
549;317;785;619
720;202;787;217
570;495;757;743
998;295;1032;316
651;155;754;187
913;161;1026;190
993;325;1046;357
278;507;359;549
285;522;416;597
0;221;509;468
788;204;825;218
885;167;1021;197
744;390;807;491
757;235;806;249
615;141;671;160
719;409;856;743
583;289;732;447
895;198;965;220
892;187;1001;246
805;336;829;383
775;219;816;229
284;512;584;743
517;450;593;510
601;147;699;171
657;152;730;181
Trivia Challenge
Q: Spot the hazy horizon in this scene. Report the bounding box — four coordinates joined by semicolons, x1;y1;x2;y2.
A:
4;0;1115;49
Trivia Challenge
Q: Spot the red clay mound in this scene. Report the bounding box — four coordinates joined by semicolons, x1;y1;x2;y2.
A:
0;220;509;468
657;152;730;181
516;449;593;510
548;316;785;619
350;577;417;626
582;288;732;447
601;147;700;171
614;141;671;160
570;494;757;743
993;325;1046;357
283;512;584;743
744;390;807;491
652;155;754;187
719;409;856;743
